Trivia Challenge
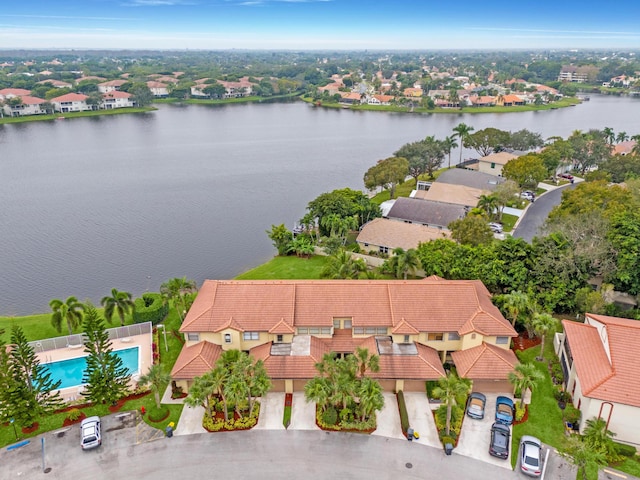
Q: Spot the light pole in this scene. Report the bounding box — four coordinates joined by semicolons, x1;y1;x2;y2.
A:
157;324;168;353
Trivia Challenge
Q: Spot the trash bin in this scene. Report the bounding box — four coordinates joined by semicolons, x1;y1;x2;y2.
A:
444;443;453;455
407;428;414;441
165;426;173;438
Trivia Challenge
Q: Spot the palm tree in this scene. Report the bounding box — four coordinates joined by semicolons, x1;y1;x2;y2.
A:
560;436;608;480
209;366;230;421
160;277;197;322
531;313;558;361
49;296;85;335
500;290;531;326
391;247;421;280
246;359;271;417
304;377;330;413
100;288;135;326
442;135;458;169
432;372;471;436
508;363;544;409
138;364;170;409
357;377;384;422
225;373;249;418
185;370;216;418
616;131;629;144
602;127;615;145
476;194;499;221
354;347;380;378
583;417;618;460
453;122;475;165
321;249;366;279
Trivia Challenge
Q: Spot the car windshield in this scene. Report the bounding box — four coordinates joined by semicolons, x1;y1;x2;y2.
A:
83;436;97;443
493;432;508;448
524;455;539;466
470;398;483;407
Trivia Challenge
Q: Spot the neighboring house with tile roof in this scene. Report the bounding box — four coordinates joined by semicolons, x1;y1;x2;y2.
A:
386;197;467;229
101;91;134;109
97;79;128;93
556;314;640;445
613;140;637;156
50;93;90;112
1;95;47;116
146;81;169;97
356;217;449;254
36;79;73;88
413;182;485;208
0;88;32;100
477;152;519;177
172;278;517;394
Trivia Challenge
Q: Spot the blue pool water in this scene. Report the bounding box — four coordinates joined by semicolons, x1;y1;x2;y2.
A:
43;347;140;389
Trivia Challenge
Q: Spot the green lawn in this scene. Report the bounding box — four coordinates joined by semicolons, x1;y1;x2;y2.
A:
235;255;328;280
499;214;518;232
0;107;156;125
511;342;567;469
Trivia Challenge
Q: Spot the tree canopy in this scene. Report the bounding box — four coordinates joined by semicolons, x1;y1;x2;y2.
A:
363;156;409;199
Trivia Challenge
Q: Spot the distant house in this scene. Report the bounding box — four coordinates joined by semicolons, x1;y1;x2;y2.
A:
0;88;32;100
367;94;394;105
469;95;495;107
413;182;484;209
477;152;518;177
356;217;449;254
98;79;128;93
386;197;467;229
50;93;90;113
495;94;525;107
558;65;590;83
146;81;169;97
36;79;73;89
613;141;637;156
101;91;134;109
436;169;505;192
1;95;47;117
217;77;255;98
339;92;362;104
403;87;423;97
556;314;640;446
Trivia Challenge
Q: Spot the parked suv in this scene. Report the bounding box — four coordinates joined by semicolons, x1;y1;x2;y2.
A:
489;422;510;459
81;416;102;450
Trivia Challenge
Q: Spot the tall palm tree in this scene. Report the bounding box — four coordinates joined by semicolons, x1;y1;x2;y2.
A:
500;290;531;326
49;296;85;335
392;247;421;280
185;370;216;418
615;131;629;144
442;135;458;169
357;377;384;422
452;122;475;165
160;277;197;322
354;347;380;378
560;436;608;480
138;363;170;409
209;366;230;421
531;313;558;361
476;194;499;221
246;359;271;417
508;363;544;409
432;372;471;436
225;373;249;418
100;288;135;326
304;377;330;413
602;127;615;145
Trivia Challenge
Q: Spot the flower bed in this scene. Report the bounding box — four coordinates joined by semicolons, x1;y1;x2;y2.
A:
203;403;260;432
22;423;39;434
314;407;376;434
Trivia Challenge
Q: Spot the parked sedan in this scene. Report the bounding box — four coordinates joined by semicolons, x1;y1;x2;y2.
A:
488;222;503;234
489;422;510;459
81;416;102;450
495;396;514;425
520;435;543;477
466;392;487;419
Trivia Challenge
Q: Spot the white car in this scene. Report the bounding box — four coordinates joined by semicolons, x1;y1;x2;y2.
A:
520;435;543;477
81;416;102;450
520;191;535;201
489;222;503;233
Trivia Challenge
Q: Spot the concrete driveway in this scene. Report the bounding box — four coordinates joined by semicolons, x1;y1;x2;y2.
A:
372;392;404;440
455;393;513;469
174;404;206;436
404;392;441;448
288;392;319;430
254;392;286;430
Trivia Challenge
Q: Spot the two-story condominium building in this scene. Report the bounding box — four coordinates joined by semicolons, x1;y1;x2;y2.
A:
1;95;47;117
555;314;640;446
101;91;134;109
171;278;518;394
0;88;32;100
50;93;90;113
97;79;128;93
146;81;169;97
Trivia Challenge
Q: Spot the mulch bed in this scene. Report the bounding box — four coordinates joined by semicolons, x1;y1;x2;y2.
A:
284;393;293;407
62;412;87;427
203;410;257;432
109;390;152;413
171;392;188;400
314;406;375;434
512;332;541;351
513;405;529;425
22;423;39;434
147;409;170;423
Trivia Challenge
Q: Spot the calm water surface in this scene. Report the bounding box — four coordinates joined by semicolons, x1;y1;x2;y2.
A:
1;96;639;315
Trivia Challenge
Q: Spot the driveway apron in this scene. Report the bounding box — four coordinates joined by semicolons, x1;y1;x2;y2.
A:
254;392;286;430
288;392;319;430
403;392;441;448
372;392;404;440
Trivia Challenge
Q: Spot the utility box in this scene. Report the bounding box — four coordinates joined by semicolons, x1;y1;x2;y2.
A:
165;426;173;438
407;428;414;441
444;443;453;455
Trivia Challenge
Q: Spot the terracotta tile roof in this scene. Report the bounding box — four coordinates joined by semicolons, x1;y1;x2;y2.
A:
564;314;640;407
502;94;523;103
340;92;361;101
614;141;636;155
415;182;485;207
37;79;72;87
50;93;88;103
170;341;221;379
14;95;45;105
451;342;518;380
269;319;295;334
325;328;363;353
373;94;394;102
479;152;518;166
102;91;131;99
251;337;328;379
392;319;419;335
98;79;127;87
356;218;449;251
0;88;31;97
386;197;467;228
146;81;168;88
373;342;445;380
181;279;515;338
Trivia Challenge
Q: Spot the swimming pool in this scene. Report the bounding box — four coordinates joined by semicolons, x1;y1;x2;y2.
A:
43;346;140;389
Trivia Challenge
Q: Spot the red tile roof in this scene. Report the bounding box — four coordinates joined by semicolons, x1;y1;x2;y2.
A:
98;79;127;87
14;95;45;105
372;342;445;380
564;314;640;407
102;91;131;99
170;341;221;379
0;88;31;97
451;342;518;380
50;93;88;103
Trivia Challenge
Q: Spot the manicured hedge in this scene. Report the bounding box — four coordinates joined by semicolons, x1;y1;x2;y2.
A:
615;441;638;458
397;390;409;435
133;293;168;325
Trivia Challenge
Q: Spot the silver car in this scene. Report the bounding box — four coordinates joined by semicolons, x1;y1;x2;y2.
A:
520;435;543;477
81;416;102;450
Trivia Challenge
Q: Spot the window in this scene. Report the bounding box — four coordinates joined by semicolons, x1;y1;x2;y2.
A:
187;333;200;342
297;328;308;334
333;319;341;329
448;332;460;341
365;327;377;334
224;333;232;343
353;327;364;335
377;328;387;335
490;162;496;169
276;334;283;343
243;332;259;341
471;333;477;339
427;332;444;341
379;246;389;254
344;320;352;329
403;335;410;343
496;336;509;345
309;327;320;334
320;327;332;335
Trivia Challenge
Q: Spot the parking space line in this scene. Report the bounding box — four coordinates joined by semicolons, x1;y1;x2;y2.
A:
603;469;627;478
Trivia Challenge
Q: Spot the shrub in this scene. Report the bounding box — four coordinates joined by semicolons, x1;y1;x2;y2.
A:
426;381;438;399
515;403;526;422
397;390;409;434
435;404;463;436
322;406;338;425
562;404;581;426
133;293;169;325
551;362;564;384
66;408;82;422
614;441;638;458
441;435;456;446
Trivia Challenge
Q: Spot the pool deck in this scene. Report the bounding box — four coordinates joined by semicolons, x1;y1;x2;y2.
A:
35;332;153;403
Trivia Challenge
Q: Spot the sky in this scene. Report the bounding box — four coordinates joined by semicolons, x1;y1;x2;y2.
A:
1;0;640;51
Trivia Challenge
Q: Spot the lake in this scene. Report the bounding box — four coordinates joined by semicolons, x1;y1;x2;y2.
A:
1;95;639;316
